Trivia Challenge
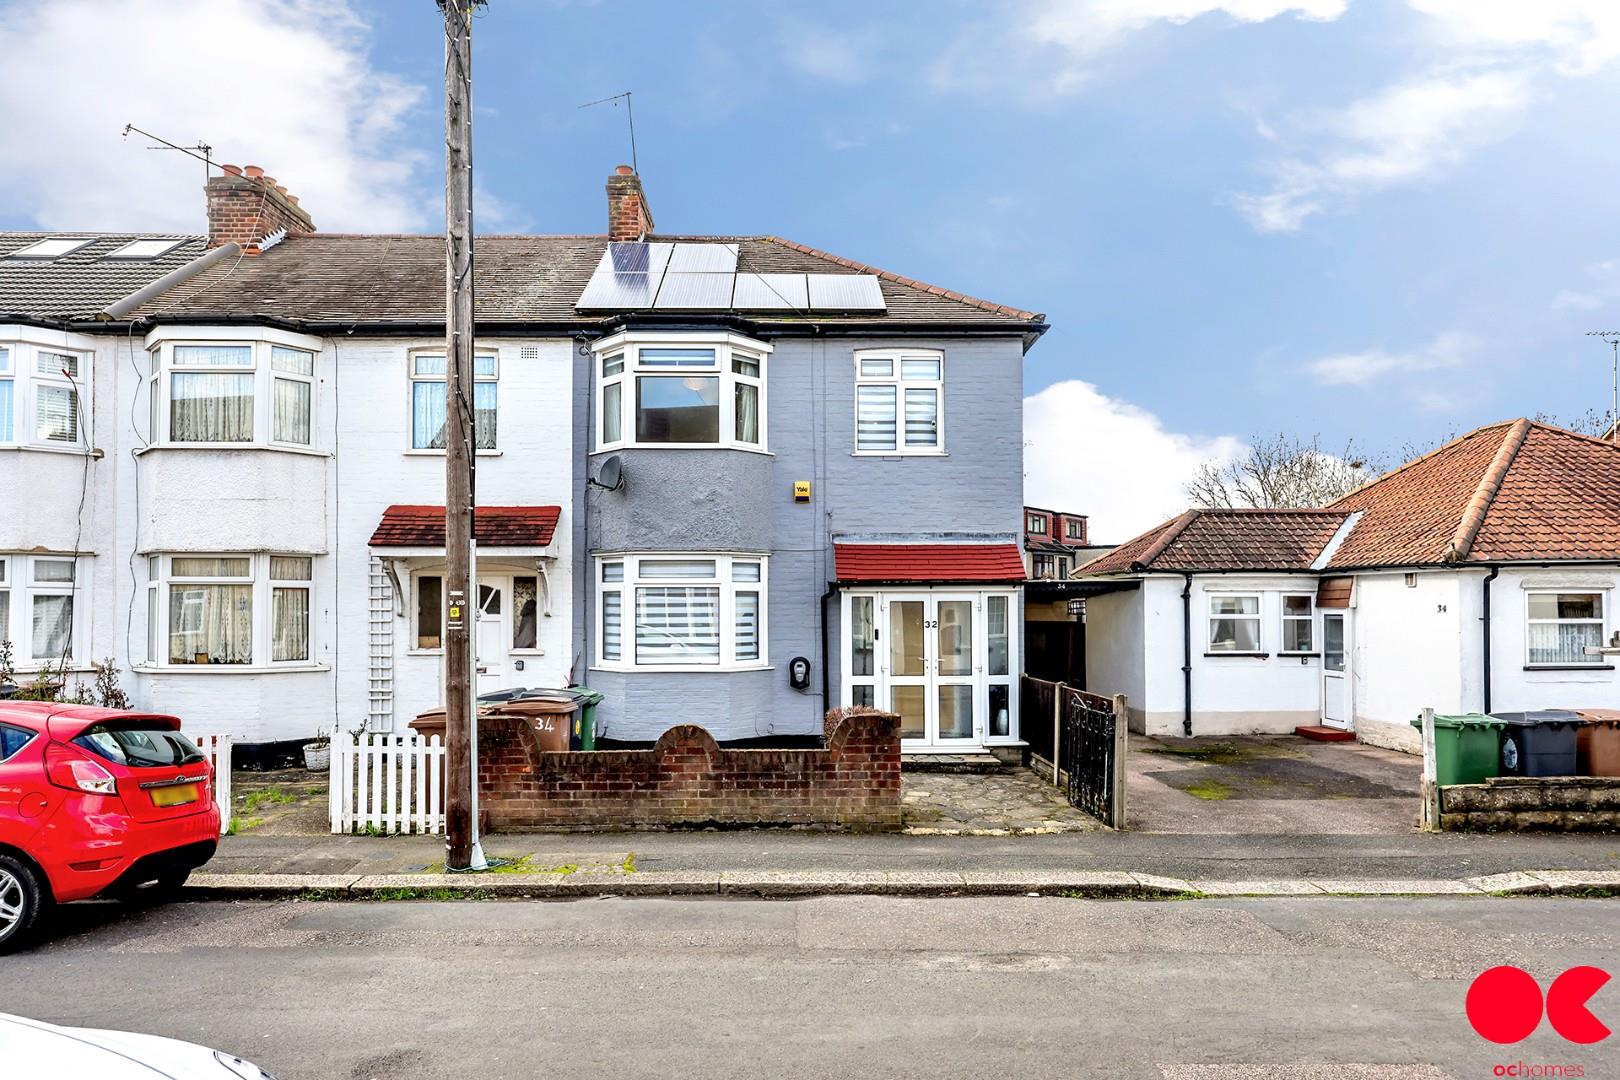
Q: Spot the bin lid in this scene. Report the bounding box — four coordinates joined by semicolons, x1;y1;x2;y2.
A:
1411;712;1501;729
491;696;579;716
1488;709;1582;727
1570;708;1620;723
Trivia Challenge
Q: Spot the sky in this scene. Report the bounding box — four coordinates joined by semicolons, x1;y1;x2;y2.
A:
2;0;1618;540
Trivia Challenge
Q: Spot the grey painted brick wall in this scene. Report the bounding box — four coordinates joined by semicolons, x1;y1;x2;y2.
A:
574;332;1026;743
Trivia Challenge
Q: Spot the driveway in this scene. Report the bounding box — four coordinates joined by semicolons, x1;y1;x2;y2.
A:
1128;734;1421;834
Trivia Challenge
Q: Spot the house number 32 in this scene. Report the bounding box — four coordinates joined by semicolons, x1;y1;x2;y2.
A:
924;620;939;629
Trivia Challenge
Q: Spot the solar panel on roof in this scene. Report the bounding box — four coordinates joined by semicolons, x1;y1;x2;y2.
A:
807;274;885;311
653;272;735;309
577;242;672;309
666;243;738;273
733;272;809;310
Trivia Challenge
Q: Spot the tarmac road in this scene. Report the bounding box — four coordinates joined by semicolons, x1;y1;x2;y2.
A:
6;895;1620;1079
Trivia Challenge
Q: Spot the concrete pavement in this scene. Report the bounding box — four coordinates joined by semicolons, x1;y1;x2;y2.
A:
9;895;1620;1079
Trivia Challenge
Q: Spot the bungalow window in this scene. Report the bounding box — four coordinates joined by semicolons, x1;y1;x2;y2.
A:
410;353;497;450
596;554;768;671
1209;595;1261;653
148;339;316;448
1281;594;1314;653
0;554;78;666
595;334;767;452
854;350;942;454
147;553;314;667
1526;592;1605;666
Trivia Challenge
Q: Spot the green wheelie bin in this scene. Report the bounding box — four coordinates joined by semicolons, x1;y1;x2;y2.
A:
1410;713;1505;786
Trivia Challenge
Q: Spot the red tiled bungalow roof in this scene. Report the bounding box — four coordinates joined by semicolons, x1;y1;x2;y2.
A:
370;505;560;548
1079;509;1347;574
834;543;1027;582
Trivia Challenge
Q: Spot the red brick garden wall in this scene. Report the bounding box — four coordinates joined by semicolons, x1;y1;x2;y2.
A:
477;711;901;832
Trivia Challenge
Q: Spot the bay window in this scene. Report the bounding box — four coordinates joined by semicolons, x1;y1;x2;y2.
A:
594;332;768;452
596;554;768;670
410;352;498;450
1527;591;1606;666
1209;594;1261;653
145;337;318;449
0;554;80;666
0;341;89;449
145;553;316;668
853;349;943;454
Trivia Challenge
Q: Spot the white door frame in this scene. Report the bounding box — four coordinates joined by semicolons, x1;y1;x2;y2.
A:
1321;610;1349;729
839;587;1021;752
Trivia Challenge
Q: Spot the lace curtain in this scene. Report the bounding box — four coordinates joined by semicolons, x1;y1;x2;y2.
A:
172;372;253;442
170;584;252;664
31;595;72;660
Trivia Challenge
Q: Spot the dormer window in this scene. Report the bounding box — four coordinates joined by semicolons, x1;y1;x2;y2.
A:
594;332;769;452
1026;512;1047;534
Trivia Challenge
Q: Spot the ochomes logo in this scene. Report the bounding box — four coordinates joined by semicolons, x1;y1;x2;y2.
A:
1466;966;1612;1045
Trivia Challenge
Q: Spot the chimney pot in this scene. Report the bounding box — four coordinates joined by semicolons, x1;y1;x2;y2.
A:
244;164;264;179
615;164;634;176
221;163;242;177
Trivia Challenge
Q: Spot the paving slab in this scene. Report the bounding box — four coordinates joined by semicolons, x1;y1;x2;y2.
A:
1306;878;1481;896
1463;871;1552;894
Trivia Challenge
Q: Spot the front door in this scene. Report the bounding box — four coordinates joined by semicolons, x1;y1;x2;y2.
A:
1321;612;1348;729
475;581;509;696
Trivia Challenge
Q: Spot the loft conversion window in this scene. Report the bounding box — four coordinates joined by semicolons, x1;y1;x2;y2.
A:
146;337;317;450
853;349;943;454
0;342;88;450
594;332;767;452
1064;519;1085;541
410;353;497;450
0;554;79;667
1026;512;1047;533
7;237;95;259
595;554;767;671
1526;591;1607;666
1208;594;1262;653
104;239;184;260
145;553;313;668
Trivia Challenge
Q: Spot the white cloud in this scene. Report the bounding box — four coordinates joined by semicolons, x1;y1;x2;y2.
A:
0;0;428;232
1303;331;1475;386
1553;259;1620;312
781;22;885;84
1411;1;1620;75
1234;69;1533;232
1024;380;1243;539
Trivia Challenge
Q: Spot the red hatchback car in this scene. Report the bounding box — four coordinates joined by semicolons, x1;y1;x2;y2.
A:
0;702;219;952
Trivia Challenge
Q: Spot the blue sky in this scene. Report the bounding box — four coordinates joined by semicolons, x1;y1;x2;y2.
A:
2;1;1617;536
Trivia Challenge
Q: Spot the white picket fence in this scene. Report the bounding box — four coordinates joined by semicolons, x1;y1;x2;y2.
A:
329;733;445;835
192;734;233;835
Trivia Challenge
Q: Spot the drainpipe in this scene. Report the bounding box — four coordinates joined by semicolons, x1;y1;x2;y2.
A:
819;584;836;714
1481;566;1499;714
1181;573;1194;736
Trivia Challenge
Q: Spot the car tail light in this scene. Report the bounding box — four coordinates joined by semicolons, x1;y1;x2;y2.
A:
45;742;119;795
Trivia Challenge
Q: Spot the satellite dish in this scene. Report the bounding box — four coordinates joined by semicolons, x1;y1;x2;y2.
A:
592;454;624;492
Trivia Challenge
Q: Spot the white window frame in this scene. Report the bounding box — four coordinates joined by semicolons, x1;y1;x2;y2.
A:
592;331;770;453
407;349;500;453
1026;512;1047;533
852;348;944;456
1208;593;1263;654
142;552;319;670
0;553;82;668
1280;593;1315;654
0;340;90;451
143;330;321;452
594;552;769;672
1525;590;1608;668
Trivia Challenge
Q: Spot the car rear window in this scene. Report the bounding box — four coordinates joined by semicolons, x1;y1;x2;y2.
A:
0;723;35;762
72;722;204;768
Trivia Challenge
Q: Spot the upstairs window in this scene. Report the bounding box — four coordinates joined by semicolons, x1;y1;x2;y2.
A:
854;349;943;454
595;333;768;452
0;343;89;450
410;353;498;450
147;338;317;449
1064;519;1085;541
1026;512;1047;534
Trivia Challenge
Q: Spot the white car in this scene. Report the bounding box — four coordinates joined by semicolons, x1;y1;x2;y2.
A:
0;1013;275;1078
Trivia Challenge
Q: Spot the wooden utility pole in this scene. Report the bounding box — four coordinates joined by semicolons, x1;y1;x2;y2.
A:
439;0;482;869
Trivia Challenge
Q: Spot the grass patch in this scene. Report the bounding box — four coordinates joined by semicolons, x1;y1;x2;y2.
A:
423;854;585;875
239;786;301;814
235;816;267;832
1183;778;1233;801
622;853;636;874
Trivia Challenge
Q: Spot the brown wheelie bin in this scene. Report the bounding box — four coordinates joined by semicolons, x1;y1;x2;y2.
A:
1571;709;1620;776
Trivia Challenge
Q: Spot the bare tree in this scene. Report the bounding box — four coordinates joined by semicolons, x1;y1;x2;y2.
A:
1186;433;1377;509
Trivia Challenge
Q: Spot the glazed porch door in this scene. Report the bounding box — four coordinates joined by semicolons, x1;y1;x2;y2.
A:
885;594;980;750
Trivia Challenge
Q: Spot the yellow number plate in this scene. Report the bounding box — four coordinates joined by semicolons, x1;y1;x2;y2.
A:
150;783;199;807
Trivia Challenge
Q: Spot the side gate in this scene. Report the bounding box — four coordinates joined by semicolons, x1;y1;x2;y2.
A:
1020;675;1129;829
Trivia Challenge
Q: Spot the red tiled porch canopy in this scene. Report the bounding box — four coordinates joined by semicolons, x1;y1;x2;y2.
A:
369;505;561;548
834;542;1026;583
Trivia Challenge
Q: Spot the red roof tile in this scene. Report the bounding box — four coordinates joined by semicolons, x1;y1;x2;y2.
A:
834;543;1027;582
369;505;560;548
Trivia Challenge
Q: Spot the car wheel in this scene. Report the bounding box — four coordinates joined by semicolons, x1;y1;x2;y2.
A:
0;854;48;955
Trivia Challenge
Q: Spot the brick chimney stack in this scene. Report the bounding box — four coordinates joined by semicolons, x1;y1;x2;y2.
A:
605;165;653;242
205;164;316;253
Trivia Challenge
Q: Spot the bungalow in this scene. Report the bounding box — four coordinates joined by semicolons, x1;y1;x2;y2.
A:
1079;420;1620;752
1;163;1045;758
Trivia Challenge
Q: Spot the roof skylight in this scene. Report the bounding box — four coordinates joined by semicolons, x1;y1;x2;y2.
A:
105;238;184;260
8;237;96;259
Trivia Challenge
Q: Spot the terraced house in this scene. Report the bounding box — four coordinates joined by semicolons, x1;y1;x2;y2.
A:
0;165;1045;758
